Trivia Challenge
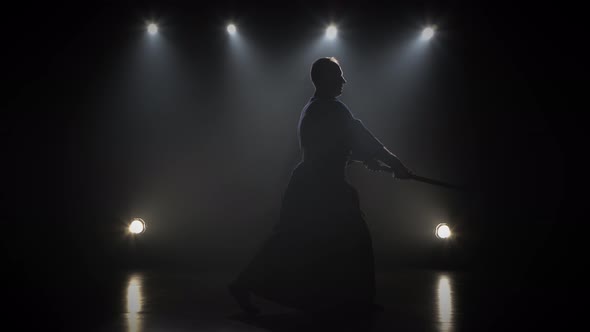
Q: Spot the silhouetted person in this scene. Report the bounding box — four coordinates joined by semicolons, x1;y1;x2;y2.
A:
229;57;412;316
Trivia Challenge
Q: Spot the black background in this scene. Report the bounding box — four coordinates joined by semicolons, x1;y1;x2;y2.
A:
3;0;584;329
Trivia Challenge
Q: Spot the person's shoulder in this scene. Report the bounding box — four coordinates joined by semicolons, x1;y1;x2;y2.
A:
310;97;348;110
334;98;351;111
304;97;351;120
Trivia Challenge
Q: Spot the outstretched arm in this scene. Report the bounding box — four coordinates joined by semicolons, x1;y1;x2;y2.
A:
348;117;413;179
371;146;413;179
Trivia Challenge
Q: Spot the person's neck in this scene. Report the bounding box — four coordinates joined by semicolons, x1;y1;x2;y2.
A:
313;90;336;99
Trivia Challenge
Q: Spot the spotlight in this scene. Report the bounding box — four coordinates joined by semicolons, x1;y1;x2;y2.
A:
147;23;158;35
421;26;435;41
227;23;237;35
129;218;146;234
435;223;451;239
326;25;338;39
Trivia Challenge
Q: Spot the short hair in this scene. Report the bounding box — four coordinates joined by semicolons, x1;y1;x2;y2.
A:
310;57;341;87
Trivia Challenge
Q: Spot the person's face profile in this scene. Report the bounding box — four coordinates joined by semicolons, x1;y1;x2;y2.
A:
335;67;347;95
326;64;347;96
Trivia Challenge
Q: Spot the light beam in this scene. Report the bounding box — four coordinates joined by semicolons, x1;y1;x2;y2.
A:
326;25;338;40
227;23;237;35
421;26;435;41
147;23;158;35
435;223;451;239
129;218;146;234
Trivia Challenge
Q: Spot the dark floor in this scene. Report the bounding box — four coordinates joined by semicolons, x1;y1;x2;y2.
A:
15;266;574;332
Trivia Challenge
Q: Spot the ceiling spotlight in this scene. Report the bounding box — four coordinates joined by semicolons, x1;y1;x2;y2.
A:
227;23;237;35
421;26;435;41
147;23;158;35
129;218;146;234
435;223;451;239
326;25;338;39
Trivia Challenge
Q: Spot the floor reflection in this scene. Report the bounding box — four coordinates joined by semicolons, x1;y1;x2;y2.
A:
436;274;454;332
125;273;144;332
107;270;464;332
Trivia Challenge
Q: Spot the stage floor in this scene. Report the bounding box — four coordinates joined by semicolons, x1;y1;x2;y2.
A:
32;266;567;332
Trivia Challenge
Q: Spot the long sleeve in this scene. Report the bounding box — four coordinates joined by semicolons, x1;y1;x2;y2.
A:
299;98;351;163
299;97;385;165
346;113;385;163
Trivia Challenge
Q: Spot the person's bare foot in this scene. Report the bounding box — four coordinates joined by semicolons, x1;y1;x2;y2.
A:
228;282;260;315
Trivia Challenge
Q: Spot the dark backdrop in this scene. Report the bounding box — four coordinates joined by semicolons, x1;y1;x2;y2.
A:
3;0;583;328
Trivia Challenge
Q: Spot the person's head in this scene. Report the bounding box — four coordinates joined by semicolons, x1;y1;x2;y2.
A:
311;57;347;97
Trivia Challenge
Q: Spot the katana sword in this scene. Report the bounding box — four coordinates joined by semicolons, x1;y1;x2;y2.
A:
371;164;466;191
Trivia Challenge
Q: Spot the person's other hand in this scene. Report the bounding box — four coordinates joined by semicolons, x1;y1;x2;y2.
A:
364;159;386;172
393;165;414;179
